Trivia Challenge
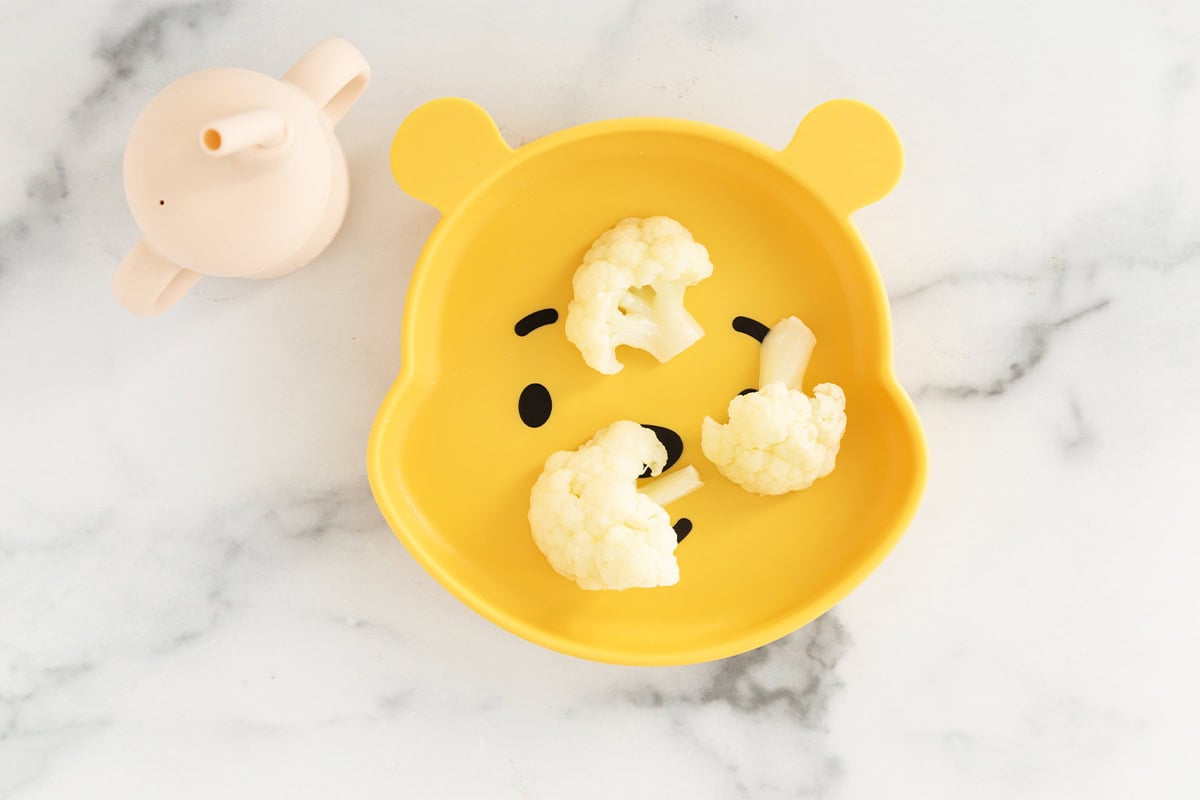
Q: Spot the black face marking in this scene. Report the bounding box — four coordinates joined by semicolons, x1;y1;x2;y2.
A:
673;518;693;542
515;308;559;337
732;315;769;342
518;383;552;427
738;388;756;396
639;424;683;478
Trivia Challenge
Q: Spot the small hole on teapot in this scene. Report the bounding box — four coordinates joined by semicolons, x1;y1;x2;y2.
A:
202;128;222;151
159;200;165;206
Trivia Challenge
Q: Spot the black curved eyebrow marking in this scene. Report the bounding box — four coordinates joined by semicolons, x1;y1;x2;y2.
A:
732;315;769;342
515;308;559;337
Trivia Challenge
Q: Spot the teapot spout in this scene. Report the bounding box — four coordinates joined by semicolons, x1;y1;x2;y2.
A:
200;108;288;156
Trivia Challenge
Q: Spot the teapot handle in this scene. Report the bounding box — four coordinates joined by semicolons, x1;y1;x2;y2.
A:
113;240;201;316
284;38;371;126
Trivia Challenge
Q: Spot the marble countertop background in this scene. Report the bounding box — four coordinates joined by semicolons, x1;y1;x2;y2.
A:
2;1;1198;797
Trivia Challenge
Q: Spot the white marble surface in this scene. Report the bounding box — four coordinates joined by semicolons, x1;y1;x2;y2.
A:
2;0;1198;797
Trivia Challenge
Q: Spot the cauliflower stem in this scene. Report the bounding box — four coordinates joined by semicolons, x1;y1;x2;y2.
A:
639;464;703;507
759;316;817;390
614;284;705;365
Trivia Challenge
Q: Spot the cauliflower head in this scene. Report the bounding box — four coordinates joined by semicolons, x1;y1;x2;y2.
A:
701;382;846;496
565;216;714;374
701;316;847;495
529;420;702;590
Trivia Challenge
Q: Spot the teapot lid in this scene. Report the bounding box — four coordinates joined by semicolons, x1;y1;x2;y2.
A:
124;68;335;278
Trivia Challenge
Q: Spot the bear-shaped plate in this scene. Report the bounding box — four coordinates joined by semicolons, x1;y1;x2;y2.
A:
368;98;927;665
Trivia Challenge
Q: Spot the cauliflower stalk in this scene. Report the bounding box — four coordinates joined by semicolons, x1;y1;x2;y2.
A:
566;217;714;374
529;420;703;590
701;316;847;496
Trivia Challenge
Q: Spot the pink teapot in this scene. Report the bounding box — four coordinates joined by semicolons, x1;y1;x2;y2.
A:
113;38;370;315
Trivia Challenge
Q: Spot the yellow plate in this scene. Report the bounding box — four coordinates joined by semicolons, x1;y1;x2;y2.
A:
368;98;927;665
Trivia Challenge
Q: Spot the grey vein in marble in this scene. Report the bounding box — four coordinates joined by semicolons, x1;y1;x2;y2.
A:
72;0;235;131
889;269;1037;305
619;613;848;798
0;0;235;280
1061;396;1095;454
0;477;379;799
916;298;1111;401
623;614;847;722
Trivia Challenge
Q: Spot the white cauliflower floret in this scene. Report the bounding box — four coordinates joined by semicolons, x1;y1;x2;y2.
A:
701;316;847;496
565;216;714;374
529;420;703;590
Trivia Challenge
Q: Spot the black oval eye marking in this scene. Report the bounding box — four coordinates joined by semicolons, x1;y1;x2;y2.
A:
515;308;559;336
514;310;558;428
673;518;693;542
639;424;683;478
159;199;165;206
738;388;756;396
518;383;552;427
732;315;769;342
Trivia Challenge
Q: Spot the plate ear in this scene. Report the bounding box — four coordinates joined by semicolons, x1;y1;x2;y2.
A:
390;98;513;215
779;100;903;216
